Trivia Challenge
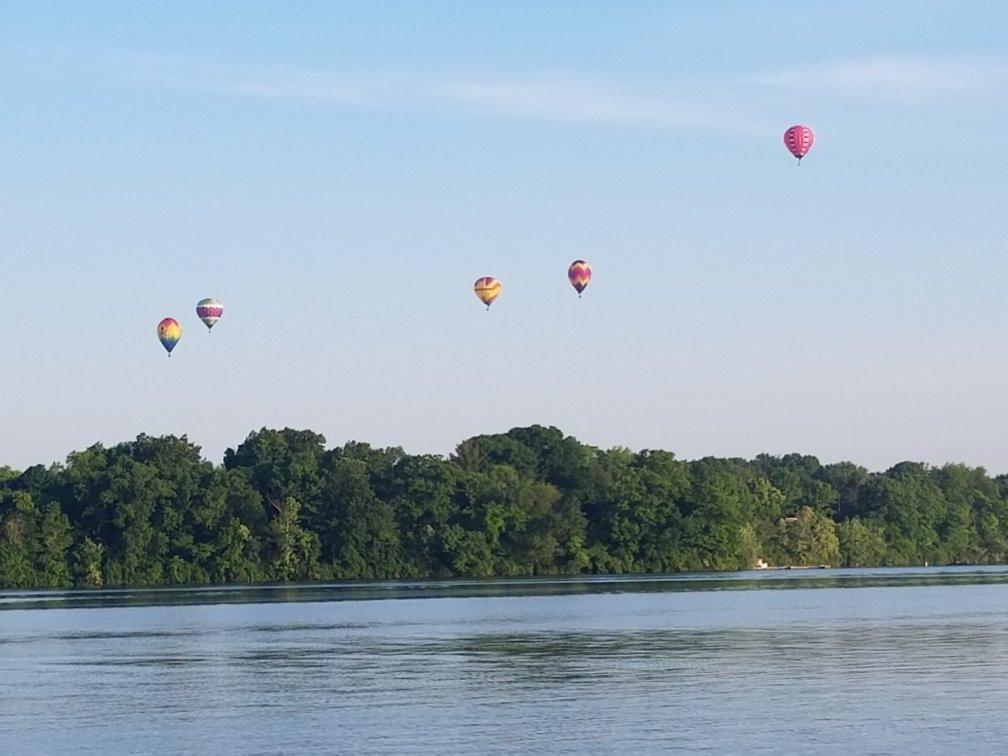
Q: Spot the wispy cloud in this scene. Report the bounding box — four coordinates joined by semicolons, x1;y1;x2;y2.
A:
168;64;735;129
750;55;1008;101
159;59;747;131
1;48;755;131
434;75;739;128
7;47;1008;130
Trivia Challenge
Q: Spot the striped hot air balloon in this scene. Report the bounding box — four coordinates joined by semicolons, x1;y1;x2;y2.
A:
196;298;224;331
567;260;591;297
783;125;815;164
157;317;181;356
474;277;501;309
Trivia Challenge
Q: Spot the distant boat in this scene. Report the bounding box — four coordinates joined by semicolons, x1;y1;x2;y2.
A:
784;565;830;570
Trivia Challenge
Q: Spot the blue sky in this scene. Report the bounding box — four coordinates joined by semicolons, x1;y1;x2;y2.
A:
2;1;1008;472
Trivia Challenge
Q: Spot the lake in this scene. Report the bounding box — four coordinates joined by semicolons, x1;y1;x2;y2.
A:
2;567;1007;754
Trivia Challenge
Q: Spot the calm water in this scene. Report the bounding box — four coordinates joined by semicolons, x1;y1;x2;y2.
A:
2;567;1008;754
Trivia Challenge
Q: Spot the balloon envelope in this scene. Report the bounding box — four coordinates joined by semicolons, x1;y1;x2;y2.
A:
157;317;181;355
196;298;223;331
783;125;815;162
568;260;591;295
474;277;501;309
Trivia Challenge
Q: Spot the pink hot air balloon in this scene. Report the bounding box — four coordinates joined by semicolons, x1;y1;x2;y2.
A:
196;298;223;332
783;125;815;164
567;260;591;298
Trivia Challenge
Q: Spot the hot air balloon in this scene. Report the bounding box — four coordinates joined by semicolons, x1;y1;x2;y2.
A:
157;317;181;356
196;298;223;331
568;260;591;298
474;277;501;309
783;124;814;164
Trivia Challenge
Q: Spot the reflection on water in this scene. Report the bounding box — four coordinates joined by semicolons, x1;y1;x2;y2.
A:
2;567;1008;754
3;565;1008;611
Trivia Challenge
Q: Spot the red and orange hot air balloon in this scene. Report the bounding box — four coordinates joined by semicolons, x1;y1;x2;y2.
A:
783;124;814;164
474;277;501;310
567;260;591;298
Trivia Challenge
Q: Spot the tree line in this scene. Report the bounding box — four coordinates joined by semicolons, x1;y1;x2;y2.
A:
1;425;1006;588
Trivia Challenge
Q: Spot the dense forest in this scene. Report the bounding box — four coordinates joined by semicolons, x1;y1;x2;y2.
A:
1;425;1007;589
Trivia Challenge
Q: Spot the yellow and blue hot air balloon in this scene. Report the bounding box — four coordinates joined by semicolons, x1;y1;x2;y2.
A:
196;298;223;331
157;317;181;356
474;276;501;310
567;260;591;298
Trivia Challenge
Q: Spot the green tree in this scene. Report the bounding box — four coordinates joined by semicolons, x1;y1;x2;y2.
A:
72;537;105;587
0;491;39;588
265;497;320;581
35;502;74;587
776;506;840;566
835;518;887;567
212;518;263;583
224;428;326;518
755;454;838;516
818;461;870;521
5;425;1008;587
934;464;1001;564
744;477;787;565
679;459;747;570
870;463;944;564
205;469;266;582
384;454;460;576
316;453;404;579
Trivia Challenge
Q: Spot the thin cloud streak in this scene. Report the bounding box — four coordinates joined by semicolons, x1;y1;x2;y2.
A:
127;53;746;131
0;47;764;133
8;48;1008;128
751;55;1008;101
436;76;742;129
